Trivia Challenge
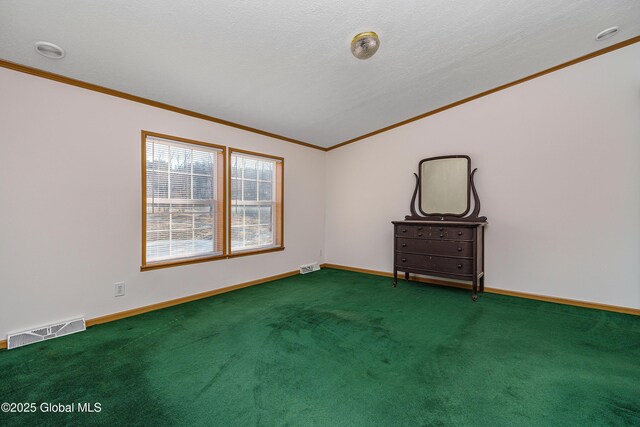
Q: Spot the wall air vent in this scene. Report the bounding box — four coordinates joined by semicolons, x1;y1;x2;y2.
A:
300;262;321;274
7;318;85;350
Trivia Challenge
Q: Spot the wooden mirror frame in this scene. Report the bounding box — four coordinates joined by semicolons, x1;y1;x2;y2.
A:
418;155;471;217
406;154;487;222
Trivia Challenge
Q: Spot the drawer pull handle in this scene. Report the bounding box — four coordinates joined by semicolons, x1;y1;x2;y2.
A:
439;228;443;231
418;233;423;237
439;234;444;238
401;243;407;247
457;263;463;269
402;229;407;233
418;227;423;230
457;247;462;252
402;258;407;262
458;231;463;236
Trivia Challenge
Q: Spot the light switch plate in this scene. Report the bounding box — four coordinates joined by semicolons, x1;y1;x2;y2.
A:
114;282;125;297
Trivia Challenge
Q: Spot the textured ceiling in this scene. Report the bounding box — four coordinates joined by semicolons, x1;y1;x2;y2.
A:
1;0;639;148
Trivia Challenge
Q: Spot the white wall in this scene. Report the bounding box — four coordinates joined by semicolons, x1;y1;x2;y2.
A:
1;43;638;340
0;68;325;338
325;43;640;309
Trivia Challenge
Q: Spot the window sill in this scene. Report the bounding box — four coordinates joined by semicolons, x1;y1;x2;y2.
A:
140;246;285;271
228;246;285;259
141;254;227;272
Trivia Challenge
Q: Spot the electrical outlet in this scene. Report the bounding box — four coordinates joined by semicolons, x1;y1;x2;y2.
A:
114;282;125;297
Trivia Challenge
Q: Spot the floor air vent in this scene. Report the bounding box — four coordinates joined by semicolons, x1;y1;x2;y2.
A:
7;318;86;350
300;262;320;274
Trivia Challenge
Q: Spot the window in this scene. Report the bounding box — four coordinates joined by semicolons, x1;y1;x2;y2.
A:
229;149;283;255
142;131;225;270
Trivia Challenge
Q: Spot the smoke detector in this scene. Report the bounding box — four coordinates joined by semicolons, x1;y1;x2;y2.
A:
34;41;65;59
595;27;619;41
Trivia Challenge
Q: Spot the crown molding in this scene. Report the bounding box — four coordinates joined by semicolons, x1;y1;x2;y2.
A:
2;35;638;153
0;58;326;152
326;35;640;151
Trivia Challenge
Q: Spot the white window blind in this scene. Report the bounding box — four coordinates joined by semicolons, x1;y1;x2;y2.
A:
230;153;280;252
145;135;223;264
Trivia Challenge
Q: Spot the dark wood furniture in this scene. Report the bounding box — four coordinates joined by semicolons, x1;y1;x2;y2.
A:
393;155;488;301
392;220;486;301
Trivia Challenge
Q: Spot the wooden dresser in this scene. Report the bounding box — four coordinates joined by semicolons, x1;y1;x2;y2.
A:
392;220;486;300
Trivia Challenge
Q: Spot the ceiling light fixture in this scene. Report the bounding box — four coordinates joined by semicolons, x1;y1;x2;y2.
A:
351;31;380;60
34;41;65;59
595;26;619;41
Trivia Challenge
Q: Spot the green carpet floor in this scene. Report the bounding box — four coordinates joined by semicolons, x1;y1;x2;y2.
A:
1;268;638;426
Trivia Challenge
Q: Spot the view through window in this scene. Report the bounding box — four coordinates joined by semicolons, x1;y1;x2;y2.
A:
144;133;225;266
230;151;283;253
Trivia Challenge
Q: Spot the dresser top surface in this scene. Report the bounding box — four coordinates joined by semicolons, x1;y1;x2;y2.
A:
392;220;487;226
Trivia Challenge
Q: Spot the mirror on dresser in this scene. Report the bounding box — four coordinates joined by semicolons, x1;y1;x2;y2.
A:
419;156;470;216
393;155;487;301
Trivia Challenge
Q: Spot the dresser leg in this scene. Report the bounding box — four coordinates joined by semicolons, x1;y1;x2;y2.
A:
472;279;478;301
479;275;485;293
393;268;398;287
404;272;409;281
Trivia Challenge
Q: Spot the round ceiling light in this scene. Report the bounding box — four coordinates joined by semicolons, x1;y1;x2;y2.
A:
351;31;380;60
595;26;619;41
34;41;65;59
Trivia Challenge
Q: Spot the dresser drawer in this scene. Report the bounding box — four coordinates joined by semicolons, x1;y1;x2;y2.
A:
395;225;473;240
437;227;473;240
396;238;473;258
395;253;474;275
